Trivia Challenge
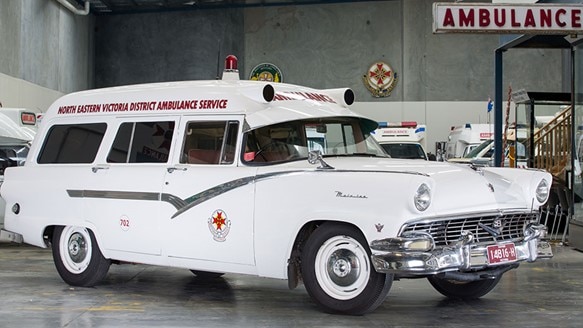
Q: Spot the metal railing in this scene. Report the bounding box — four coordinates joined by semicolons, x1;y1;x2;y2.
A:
527;106;572;243
528;106;572;181
539;205;569;244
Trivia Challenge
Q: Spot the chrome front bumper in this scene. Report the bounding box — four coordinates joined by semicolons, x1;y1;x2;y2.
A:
370;223;553;275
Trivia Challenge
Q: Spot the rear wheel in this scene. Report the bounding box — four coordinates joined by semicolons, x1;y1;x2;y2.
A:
427;274;502;299
301;223;393;315
52;226;111;287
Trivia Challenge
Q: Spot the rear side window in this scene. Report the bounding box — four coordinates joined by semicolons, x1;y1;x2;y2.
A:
107;121;175;163
38;123;107;164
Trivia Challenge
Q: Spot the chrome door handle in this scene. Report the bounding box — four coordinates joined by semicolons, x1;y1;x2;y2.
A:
167;166;188;173
91;165;110;173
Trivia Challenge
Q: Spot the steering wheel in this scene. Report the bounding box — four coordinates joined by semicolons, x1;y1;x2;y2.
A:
254;141;286;161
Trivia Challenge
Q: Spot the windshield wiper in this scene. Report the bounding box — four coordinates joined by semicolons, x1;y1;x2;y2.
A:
327;152;384;157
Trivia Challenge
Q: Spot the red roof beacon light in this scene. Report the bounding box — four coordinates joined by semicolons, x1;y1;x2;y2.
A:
222;55;240;81
225;55;238;71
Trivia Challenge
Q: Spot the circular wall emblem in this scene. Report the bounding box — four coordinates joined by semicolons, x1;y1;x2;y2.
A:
362;61;398;98
249;63;283;82
208;210;231;242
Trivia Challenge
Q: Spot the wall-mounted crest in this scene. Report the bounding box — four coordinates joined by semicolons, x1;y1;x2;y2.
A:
249;63;283;82
362;61;398;98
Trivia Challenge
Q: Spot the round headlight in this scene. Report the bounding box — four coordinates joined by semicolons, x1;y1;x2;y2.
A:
414;183;431;211
536;179;550;203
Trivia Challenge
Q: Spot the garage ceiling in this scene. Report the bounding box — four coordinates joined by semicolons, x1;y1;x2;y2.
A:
74;0;383;15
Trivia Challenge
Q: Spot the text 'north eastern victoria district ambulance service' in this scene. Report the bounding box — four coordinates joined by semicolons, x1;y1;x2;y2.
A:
0;56;553;315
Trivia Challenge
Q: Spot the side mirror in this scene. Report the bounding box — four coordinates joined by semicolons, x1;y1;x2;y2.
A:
308;150;334;169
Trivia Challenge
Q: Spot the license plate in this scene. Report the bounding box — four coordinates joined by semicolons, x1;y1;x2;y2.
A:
487;243;517;264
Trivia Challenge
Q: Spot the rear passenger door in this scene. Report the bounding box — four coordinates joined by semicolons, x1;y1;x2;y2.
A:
162;116;257;266
83;117;179;256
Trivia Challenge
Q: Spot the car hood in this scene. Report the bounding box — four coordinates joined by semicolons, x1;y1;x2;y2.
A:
277;156;549;215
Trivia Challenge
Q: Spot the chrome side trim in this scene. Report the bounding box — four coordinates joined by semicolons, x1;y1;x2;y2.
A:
65;168;429;219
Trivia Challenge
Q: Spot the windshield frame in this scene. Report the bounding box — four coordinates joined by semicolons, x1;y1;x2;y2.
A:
464;139;493;158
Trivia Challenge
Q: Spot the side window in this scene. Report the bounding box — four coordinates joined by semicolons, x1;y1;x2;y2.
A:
181;121;239;165
326;123;356;155
38;123;107;164
107;121;175;163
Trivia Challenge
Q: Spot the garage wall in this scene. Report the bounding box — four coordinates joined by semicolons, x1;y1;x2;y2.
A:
0;73;63;112
244;1;564;102
0;0;93;111
242;0;564;152
94;8;244;87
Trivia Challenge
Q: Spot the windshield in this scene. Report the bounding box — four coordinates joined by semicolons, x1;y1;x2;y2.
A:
380;143;427;160
464;139;493;158
243;117;387;164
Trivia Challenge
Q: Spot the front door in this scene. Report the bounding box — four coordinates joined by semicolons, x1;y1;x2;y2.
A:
161;116;256;266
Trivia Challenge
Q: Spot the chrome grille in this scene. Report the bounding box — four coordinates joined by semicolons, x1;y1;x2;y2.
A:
400;212;539;247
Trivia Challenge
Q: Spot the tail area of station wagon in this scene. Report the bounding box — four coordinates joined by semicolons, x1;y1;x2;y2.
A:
0;56;553;315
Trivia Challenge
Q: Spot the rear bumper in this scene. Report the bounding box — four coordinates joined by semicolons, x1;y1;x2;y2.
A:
370;223;553;275
0;229;23;243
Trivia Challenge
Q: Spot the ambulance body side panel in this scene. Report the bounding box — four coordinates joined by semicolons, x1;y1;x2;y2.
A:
80;116;181;257
2;164;84;247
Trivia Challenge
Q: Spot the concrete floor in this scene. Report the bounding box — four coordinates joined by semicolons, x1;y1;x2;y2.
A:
0;243;581;328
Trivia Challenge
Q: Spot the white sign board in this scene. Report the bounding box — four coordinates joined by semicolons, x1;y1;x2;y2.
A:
433;2;583;34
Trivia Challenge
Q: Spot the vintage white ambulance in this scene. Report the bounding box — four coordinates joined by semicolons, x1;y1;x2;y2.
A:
0;57;553;315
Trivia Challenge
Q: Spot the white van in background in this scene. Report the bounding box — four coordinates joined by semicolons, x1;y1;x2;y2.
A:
445;123;493;159
372;121;429;160
0;108;40;229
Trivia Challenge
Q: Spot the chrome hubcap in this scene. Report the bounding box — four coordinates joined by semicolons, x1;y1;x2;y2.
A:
68;233;87;264
328;249;360;286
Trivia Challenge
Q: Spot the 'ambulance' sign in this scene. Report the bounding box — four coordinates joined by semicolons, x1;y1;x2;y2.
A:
433;3;583;34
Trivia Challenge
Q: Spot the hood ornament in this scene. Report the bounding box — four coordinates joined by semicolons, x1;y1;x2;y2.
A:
469;163;484;175
487;183;495;192
308;150;334;170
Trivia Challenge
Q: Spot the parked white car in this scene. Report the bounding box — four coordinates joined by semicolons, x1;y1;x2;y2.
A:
448;139;528;168
0;58;553;315
0;108;39;230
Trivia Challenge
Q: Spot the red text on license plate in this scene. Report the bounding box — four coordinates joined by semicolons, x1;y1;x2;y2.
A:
487;243;517;264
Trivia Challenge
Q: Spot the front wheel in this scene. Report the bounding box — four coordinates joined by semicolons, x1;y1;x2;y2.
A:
301;223;393;315
52;226;111;287
427;274;502;299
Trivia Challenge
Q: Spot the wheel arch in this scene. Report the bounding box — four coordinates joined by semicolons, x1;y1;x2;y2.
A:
42;222;108;258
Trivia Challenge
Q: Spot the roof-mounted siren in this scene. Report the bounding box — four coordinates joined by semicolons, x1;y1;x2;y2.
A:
241;84;275;103
222;55;240;81
322;88;355;107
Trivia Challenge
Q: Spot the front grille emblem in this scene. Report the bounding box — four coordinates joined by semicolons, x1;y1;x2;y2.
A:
479;218;506;238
